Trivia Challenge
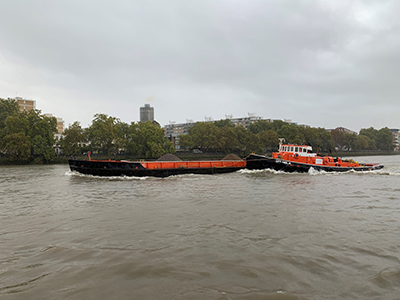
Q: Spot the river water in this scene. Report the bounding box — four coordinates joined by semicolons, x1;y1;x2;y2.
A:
1;155;400;300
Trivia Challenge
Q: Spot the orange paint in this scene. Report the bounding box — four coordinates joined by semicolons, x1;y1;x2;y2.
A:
272;144;364;168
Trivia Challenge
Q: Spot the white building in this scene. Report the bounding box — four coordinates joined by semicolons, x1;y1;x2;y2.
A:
390;129;399;151
44;113;65;155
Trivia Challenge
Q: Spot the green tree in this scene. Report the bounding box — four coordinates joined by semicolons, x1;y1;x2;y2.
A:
188;122;219;150
271;120;287;131
277;124;304;145
86;114;121;155
59;121;86;156
343;133;357;151
26;110;57;162
2;132;31;161
0;114;31;161
248;120;286;134
3;114;29;134
330;129;346;149
248;120;273;134
178;133;193;150
137;121;173;158
257;130;279;152
300;127;335;152
124;121;174;158
353;135;374;150
0;109;56;162
235;126;263;156
0;98;20;129
359;127;393;151
216;126;240;153
124;122;141;155
359;127;378;142
376;127;394;151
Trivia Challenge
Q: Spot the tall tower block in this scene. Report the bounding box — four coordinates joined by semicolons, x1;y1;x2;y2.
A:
140;104;154;122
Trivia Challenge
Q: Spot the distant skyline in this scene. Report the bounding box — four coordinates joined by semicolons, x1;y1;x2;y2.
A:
1;0;400;132
9;97;397;133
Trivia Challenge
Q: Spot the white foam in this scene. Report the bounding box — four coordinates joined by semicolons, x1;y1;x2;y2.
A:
239;168;292;175
65;170;149;180
238;167;397;176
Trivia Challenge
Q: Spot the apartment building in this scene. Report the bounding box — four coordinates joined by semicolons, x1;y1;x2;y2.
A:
44;113;65;152
390;129;399;151
229;115;263;129
327;127;358;135
16;97;36;112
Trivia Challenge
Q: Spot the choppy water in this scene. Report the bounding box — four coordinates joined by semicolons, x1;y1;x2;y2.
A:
1;155;400;300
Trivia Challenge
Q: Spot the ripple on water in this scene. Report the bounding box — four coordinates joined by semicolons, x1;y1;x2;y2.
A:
371;267;400;289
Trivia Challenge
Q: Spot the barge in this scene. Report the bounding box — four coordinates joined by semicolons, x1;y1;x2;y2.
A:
69;156;246;177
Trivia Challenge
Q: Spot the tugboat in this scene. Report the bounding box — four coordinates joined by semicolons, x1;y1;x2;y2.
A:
246;142;384;173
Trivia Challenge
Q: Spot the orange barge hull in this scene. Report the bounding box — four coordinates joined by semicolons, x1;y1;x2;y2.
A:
69;159;246;177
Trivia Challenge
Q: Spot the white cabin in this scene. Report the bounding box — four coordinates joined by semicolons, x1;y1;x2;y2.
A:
278;144;316;157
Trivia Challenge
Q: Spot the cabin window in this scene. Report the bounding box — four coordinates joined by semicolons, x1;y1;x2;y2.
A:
295;147;298;152
290;147;294;152
303;148;307;153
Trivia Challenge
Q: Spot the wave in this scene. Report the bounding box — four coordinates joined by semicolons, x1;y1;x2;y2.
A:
238;167;400;176
64;171;211;181
64;171;149;180
238;168;295;175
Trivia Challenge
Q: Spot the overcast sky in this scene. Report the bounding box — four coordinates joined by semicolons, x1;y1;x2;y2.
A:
1;0;400;132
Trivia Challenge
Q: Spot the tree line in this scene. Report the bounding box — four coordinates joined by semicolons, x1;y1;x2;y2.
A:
179;119;395;155
1;97;395;163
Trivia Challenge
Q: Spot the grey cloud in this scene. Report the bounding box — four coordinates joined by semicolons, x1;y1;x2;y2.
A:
1;0;400;130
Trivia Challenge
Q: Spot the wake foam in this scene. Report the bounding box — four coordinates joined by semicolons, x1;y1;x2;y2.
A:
238;167;399;176
65;171;149;180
